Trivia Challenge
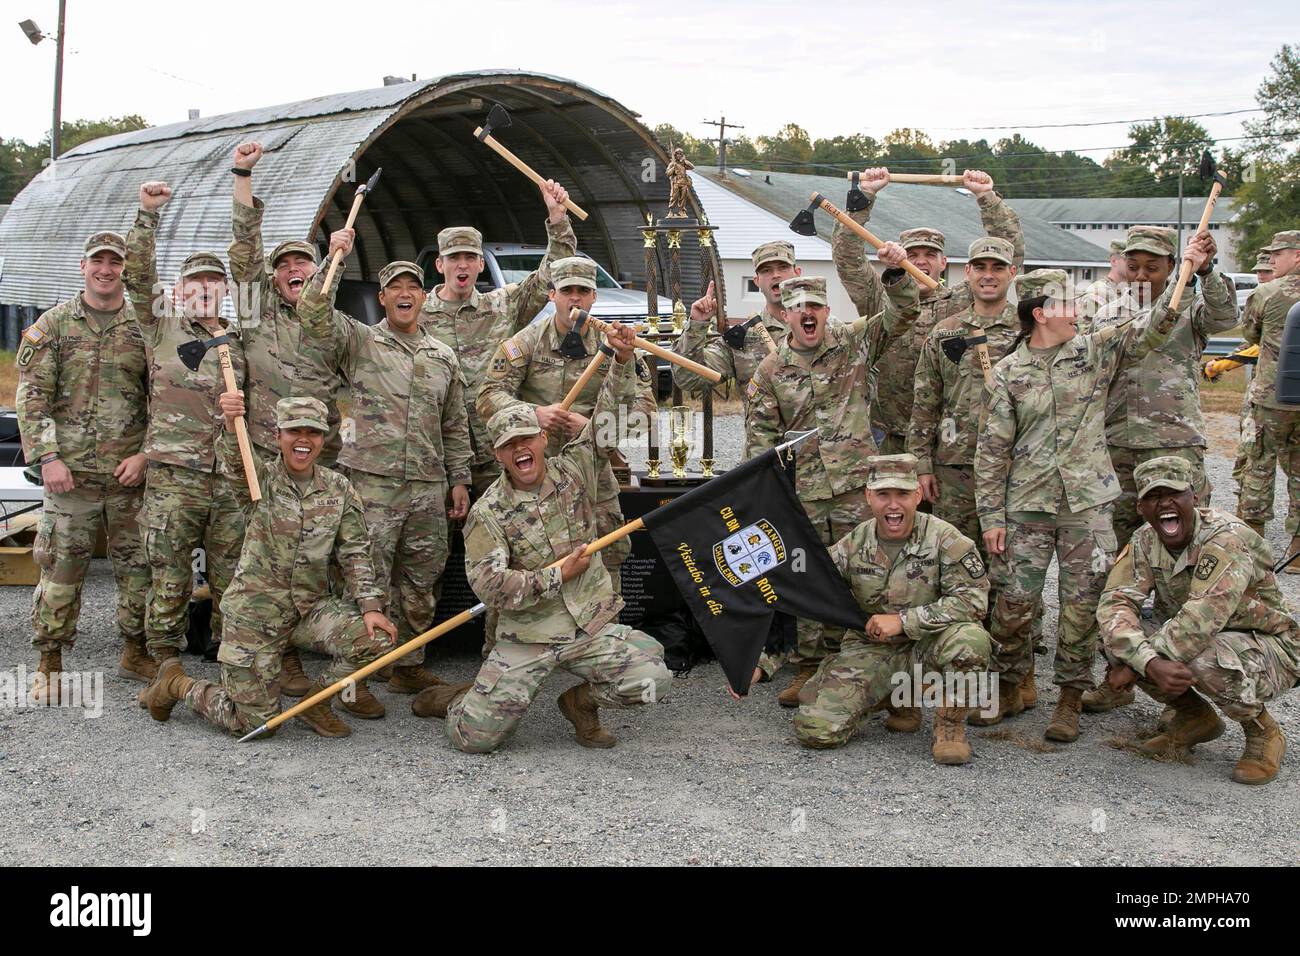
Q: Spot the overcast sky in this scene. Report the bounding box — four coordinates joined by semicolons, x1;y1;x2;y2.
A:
1;0;1288;161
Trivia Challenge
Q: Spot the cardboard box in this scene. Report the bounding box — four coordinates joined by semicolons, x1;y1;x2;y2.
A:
0;545;40;586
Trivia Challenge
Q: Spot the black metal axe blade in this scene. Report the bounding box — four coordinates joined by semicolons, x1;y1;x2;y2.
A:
846;171;870;213
789;196;823;237
177;335;229;372
360;167;383;195
1198;150;1226;187
479;103;512;142
558;308;590;359
723;314;761;350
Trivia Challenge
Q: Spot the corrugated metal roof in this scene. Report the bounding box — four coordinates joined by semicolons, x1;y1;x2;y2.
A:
0;71;711;311
1007;196;1238;226
688;171;831;261
694;167;1111;267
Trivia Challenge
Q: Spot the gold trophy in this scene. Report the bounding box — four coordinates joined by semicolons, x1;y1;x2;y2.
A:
669;405;692;478
671;299;687;334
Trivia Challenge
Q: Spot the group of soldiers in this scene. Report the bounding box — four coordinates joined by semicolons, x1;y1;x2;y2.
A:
14;145;1300;784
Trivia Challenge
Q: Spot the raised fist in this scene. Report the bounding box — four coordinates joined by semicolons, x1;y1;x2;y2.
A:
140;181;172;212
963;169;994;196
233;142;263;170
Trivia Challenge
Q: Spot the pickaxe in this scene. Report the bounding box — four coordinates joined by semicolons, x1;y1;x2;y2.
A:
177;335;262;501
569;308;721;382
474;104;589;221
1167;151;1228;312
320;167;382;292
790;193;939;291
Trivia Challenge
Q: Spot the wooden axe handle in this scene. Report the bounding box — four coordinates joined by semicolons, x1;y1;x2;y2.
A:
320;188;369;294
847;172;964;185
215;343;262;502
1167;180;1224;312
974;342;993;389
813;193;939;291
474;128;589;221
575;311;723;382
560;351;608;410
755;321;779;355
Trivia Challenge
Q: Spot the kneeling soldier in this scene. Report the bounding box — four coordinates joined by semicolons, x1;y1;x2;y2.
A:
1098;456;1299;784
414;323;672;752
794;455;993;764
143;395;399;738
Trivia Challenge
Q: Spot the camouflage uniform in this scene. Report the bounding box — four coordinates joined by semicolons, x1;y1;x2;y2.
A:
976;270;1179;689
746;273;919;667
831;189;1023;453
123;209;248;656
299;260;472;666
1074;239;1129;326
16;236;151;653
185;398;393;735
795;505;991;749
420;221;576;493
448;360;671;753
1100;505;1300;724
1239;233;1300;533
672;241;790;403
228;197;348;466
1099;227;1238;547
477;258;656;590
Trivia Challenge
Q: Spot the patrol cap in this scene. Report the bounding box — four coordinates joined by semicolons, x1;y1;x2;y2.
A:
967;236;1015;266
437;226;484;257
865;454;920;492
1108;239;1126;256
83;231;126;259
1124;225;1177;258
899;227;945;253
269;239;319;267
1254;252;1274;271
779;275;828;309
379;260;424;288
488;405;542;449
178;252;228;280
752;240;796;271
1261;230;1300;253
275;396;328;433
1015;269;1071;302
550;256;598;291
1134;455;1196;499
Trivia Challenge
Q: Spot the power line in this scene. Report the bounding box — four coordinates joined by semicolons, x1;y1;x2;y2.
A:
916;108;1264;132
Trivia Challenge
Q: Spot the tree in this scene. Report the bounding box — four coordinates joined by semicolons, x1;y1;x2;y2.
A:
756;123;814;172
1;114;149;203
1235;44;1300;262
1103;116;1214;196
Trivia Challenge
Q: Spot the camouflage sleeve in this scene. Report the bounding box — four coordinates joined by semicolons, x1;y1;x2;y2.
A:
672;320;733;394
298;266;361;379
228;197;269;327
906;333;943;474
1149;538;1254;665
123;208;165;340
1101;292;1178;374
622;356;657;442
14;313;61;463
860;270;920;365
505;216;578;332
1240;287;1265;347
903;533;989;639
974;364;1015;532
464;506;564;610
441;360;473;487
978;192;1024;270
476;336;530;423
1098;543;1160;674
831;198;887;318
1191;271;1239;338
567;351;635;488
744;362;783;461
335;481;385;613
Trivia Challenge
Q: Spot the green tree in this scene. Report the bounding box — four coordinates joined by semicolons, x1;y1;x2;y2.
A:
1;114;150;203
1235;44;1300;261
756;123;814;172
1103;116;1214;196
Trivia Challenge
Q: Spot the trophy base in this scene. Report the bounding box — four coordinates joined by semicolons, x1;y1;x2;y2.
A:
654;217;700;230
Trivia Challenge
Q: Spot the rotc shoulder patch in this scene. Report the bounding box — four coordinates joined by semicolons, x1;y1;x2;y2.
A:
960;550;987;578
1194;554;1219;581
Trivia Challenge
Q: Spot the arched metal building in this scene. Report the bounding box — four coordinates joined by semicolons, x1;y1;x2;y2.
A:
0;70;714;345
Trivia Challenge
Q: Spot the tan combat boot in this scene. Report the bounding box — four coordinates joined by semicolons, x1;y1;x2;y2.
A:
777;665;817;708
387;665;444;695
371;663;394;682
29;649;63;705
278;648;311;698
1285;536;1300;574
117;637;158;683
138;648;180;708
411;680;473;719
884;703;923;733
932;699;973;765
1232;709;1286;785
1020;658;1038;709
1138;688;1224;755
557;682;616;748
295;682;351;738
968;676;1024;726
1044;686;1085;742
337;678;385;719
142;656;195;722
1082;681;1134;712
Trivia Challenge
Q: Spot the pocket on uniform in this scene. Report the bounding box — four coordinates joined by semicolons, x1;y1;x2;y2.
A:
472;658;506;696
139;505;172;564
217;640;256;669
1094;528;1118;556
32;513;56;571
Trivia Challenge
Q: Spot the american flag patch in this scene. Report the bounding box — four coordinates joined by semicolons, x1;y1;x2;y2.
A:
503;339;523;361
745;378;759;399
22;324;47;346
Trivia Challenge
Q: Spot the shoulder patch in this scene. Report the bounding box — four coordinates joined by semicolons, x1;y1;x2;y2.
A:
960;550;987;578
636;357;650;381
21;323;49;347
745;378;759;400
1194;553;1220;581
502;338;526;365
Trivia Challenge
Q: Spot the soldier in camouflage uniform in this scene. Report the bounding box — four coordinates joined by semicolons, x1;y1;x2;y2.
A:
1097;226;1237;551
415;326;672;752
745;265;919;704
300;250;472;695
17;231;153;703
975;268;1184;741
1239;231;1300;556
831;167;1023;454
1074;239;1131;325
672;241;795;403
420;180;576;494
142;395;400;738
1099;456;1298;785
794;455;992;765
477;257;656;596
124;182;249;681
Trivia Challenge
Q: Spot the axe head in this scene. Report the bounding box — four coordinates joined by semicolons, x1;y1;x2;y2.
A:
1198;150;1226;187
940;335;969;365
177;338;210;372
789;197;821;237
484;103;512;137
846;171;871;213
722;315;760;350
559;308;589;359
361;167;383;195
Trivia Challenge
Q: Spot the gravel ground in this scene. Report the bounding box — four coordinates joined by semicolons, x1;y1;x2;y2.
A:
1;412;1296;866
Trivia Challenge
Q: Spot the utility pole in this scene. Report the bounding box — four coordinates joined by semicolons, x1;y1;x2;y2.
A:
703;115;743;177
52;0;66;162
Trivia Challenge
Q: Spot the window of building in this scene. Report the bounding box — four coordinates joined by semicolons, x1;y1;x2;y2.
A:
745;277;759;293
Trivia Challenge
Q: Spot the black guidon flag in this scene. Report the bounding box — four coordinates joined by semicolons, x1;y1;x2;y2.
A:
642;450;867;695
